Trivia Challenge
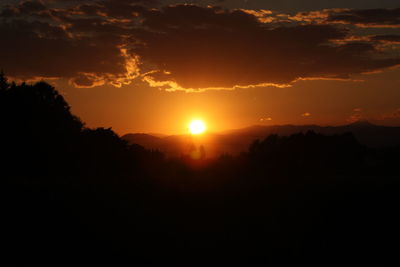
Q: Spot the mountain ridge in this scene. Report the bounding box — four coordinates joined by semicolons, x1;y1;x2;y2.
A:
122;122;400;158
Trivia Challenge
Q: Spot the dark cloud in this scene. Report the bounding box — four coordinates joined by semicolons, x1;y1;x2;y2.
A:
294;8;400;28
327;8;400;27
371;35;400;43
0;1;141;87
0;1;46;17
18;0;46;14
0;2;399;90
140;5;260;30
0;20;135;87
101;0;158;17
132;5;399;89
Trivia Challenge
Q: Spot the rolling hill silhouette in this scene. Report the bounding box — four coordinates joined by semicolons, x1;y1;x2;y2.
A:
122;121;400;158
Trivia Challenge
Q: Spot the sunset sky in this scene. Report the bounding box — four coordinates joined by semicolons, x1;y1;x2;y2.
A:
1;0;400;134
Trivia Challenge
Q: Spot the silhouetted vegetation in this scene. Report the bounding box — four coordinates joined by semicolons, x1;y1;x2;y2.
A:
2;74;400;266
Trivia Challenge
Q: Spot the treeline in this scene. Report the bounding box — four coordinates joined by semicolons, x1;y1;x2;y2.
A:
2;75;400;266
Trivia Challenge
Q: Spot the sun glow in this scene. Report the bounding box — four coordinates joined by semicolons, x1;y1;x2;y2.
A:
189;119;206;135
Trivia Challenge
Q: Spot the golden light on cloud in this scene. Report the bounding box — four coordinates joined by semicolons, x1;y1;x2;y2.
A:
189;119;206;135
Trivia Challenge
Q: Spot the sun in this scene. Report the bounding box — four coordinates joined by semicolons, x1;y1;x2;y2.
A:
189;119;206;135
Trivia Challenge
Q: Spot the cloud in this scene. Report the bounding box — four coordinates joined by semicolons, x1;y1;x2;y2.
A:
260;117;272;122
327;8;400;28
70;73;106;88
75;0;159;18
294;8;400;28
371;35;400;44
19;0;47;14
0;21;138;87
133;5;400;90
0;3;399;90
0;2;140;87
347;113;364;123
238;9;276;23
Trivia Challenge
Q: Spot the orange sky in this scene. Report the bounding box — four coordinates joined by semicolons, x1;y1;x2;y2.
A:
55;67;400;135
2;1;400;135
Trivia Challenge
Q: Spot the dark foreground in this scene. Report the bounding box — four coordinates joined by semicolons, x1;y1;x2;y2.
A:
2;78;400;266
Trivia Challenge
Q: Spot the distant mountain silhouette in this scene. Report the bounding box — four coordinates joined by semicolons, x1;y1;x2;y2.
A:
122;133;164;148
122;121;400;157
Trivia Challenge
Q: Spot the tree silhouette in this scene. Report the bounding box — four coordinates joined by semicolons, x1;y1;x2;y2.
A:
2;74;400;267
0;70;9;91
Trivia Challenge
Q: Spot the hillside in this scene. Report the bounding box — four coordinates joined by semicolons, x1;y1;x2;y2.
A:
122;121;400;158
